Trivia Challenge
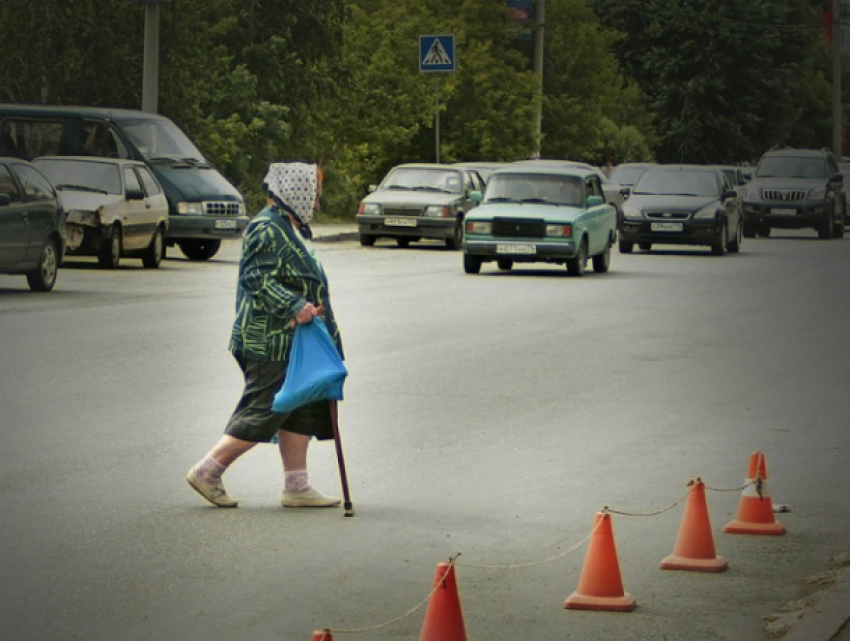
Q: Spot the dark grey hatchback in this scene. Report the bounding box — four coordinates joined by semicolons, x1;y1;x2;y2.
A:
0;157;65;291
619;165;743;256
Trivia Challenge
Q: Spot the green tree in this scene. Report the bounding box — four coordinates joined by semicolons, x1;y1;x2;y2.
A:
540;0;654;163
591;0;831;163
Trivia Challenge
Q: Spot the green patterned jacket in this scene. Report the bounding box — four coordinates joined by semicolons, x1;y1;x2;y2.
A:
229;205;343;362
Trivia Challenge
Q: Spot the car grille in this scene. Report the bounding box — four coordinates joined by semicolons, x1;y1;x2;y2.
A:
762;190;805;201
645;212;691;220
492;218;546;238
204;201;242;216
383;206;422;217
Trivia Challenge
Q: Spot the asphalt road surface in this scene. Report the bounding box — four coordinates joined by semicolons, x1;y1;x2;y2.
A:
1;230;848;640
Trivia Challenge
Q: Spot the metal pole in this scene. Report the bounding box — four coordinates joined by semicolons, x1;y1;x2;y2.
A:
142;3;160;113
532;0;545;158
833;0;842;157
435;76;441;163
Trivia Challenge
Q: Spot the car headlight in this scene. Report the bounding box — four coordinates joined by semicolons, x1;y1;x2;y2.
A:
465;221;491;235
809;187;826;199
546;224;572;238
744;184;761;199
237;202;247;215
423;205;450;217
693;206;718;220
177;202;204;215
622;205;644;220
358;202;381;215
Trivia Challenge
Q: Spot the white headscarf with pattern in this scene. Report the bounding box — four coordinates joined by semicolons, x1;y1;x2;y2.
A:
263;162;318;226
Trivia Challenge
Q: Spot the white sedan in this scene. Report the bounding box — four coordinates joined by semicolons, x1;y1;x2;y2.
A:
33;156;168;268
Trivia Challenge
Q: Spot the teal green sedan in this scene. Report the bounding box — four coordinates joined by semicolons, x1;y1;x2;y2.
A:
462;164;617;276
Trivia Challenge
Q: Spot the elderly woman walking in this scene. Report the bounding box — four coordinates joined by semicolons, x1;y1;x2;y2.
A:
187;162;344;508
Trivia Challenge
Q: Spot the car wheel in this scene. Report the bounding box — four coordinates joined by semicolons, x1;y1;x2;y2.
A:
756;224;771;238
359;234;376;247
742;221;757;238
177;239;221;260
142;226;164;268
638;242;652;251
618;240;633;254
445;222;462;250
26;238;58;292
566;240;587;276
592;238;611;273
98;225;122;268
711;222;728;256
728;220;742;253
396;238;411;248
463;253;481;274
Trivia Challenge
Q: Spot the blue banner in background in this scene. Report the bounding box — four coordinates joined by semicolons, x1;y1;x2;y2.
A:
507;0;532;23
508;0;533;40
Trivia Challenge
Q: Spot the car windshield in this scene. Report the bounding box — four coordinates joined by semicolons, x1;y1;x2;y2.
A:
756;156;827;179
118;117;207;163
381;167;463;194
609;166;647;186
484;172;584;206
33;159;121;195
632;169;719;197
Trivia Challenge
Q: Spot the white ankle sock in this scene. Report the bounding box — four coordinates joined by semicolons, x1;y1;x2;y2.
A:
284;470;311;493
196;454;227;481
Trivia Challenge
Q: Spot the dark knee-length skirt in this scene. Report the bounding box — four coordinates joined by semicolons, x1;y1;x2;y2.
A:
224;355;335;442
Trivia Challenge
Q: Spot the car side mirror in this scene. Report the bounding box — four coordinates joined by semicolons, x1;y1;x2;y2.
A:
722;190;737;200
126;188;145;201
469;190;482;203
587;195;603;207
0;193;10;207
368;184;377;193
833;173;843;183
620;187;631;199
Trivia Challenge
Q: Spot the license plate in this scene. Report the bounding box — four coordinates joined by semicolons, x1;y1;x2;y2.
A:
385;218;418;227
496;244;536;254
650;222;683;232
214;219;237;230
771;208;796;215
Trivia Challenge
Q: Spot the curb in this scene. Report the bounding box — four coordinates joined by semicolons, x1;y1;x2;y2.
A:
313;230;359;243
781;565;850;641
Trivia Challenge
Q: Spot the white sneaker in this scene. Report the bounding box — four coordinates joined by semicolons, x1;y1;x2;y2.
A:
281;486;341;508
187;465;239;508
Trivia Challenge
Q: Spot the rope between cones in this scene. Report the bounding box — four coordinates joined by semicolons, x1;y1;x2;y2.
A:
458;516;604;570
322;554;461;635
605;478;756;517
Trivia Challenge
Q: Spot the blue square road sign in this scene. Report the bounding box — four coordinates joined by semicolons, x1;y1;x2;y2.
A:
419;35;455;73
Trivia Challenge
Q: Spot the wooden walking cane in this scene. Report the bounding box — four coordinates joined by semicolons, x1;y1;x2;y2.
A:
330;400;355;516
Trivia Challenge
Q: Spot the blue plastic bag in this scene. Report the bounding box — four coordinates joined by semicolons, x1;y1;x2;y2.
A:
271;317;347;414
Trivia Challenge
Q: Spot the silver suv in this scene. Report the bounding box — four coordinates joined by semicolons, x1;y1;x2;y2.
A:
741;148;845;239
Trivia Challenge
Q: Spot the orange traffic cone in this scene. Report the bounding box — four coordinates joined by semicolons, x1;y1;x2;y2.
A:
564;511;636;612
420;561;467;641
723;451;786;535
660;478;728;572
311;631;333;641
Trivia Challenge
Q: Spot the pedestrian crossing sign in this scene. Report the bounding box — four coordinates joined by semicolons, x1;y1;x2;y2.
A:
419;35;455;73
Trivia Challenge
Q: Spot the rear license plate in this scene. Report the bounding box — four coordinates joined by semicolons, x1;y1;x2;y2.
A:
385;218;418;227
496;244;536;254
770;208;796;215
214;219;237;230
650;222;683;232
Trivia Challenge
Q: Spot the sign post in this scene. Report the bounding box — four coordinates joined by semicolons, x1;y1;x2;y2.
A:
128;0;171;113
419;35;456;163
